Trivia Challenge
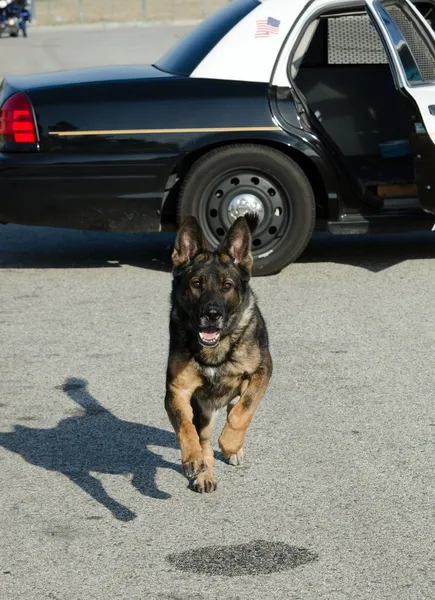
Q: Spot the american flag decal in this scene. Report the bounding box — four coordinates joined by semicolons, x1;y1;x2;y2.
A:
255;16;281;39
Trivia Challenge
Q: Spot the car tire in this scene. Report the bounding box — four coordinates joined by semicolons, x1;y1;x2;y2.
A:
177;144;316;276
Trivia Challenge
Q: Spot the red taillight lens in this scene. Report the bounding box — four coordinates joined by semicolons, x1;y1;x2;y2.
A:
0;92;37;145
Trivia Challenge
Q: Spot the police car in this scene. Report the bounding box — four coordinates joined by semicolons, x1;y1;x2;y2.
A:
1;0;435;275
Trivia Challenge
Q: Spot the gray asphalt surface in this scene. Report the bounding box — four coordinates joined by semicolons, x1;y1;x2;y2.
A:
1;24;435;600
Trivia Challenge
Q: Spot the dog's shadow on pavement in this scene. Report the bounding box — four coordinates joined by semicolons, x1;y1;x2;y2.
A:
0;377;180;522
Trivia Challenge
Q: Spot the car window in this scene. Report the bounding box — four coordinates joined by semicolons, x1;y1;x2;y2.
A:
376;0;435;84
154;0;260;77
328;13;389;64
295;10;390;70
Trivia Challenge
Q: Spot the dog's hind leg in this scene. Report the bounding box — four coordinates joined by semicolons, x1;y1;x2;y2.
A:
224;402;245;466
218;363;272;464
191;400;217;493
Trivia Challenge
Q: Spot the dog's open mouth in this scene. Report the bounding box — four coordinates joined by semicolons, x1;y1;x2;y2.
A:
198;327;221;348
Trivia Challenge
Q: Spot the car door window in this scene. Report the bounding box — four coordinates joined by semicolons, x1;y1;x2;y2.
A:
328;12;389;64
376;1;435;83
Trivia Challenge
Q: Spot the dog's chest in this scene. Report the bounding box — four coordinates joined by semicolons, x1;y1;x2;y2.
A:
195;365;241;410
202;366;219;381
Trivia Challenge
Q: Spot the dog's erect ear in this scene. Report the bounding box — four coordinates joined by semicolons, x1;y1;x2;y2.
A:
172;216;207;268
221;213;259;271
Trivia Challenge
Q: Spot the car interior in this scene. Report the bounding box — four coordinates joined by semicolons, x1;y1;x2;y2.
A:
290;2;435;208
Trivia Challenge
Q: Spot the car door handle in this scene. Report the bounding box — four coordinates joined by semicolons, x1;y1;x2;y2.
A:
429;105;435;115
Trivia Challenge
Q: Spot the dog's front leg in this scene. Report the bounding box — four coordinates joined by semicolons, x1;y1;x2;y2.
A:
218;362;272;464
191;403;218;493
165;379;207;480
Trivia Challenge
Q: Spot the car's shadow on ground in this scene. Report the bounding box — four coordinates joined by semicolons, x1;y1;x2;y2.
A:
0;226;175;273
0;377;181;521
301;230;435;273
1;225;435;273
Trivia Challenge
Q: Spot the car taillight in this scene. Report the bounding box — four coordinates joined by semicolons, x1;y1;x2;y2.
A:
0;92;38;146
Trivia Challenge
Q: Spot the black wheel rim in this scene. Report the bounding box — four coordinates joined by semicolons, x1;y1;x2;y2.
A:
200;169;290;257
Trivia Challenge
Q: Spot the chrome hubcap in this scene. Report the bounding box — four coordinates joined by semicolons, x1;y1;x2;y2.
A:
227;194;266;224
203;170;290;253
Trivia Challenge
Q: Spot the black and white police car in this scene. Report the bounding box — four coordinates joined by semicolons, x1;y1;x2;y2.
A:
1;0;435;275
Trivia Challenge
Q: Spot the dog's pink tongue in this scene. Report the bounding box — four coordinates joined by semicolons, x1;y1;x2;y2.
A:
201;328;217;340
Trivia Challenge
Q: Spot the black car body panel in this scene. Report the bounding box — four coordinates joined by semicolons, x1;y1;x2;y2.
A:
0;66;341;232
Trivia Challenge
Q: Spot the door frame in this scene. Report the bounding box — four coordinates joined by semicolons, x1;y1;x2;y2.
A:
366;0;435;212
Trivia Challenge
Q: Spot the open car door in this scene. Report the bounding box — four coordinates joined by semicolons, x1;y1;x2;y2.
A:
366;0;435;213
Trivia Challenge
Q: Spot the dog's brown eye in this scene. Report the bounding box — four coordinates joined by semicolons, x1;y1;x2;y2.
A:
223;282;233;291
191;279;201;289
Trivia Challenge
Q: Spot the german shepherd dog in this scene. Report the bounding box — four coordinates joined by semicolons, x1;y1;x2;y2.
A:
164;213;273;493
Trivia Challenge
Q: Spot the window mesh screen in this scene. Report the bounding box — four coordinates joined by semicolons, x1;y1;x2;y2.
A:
385;4;435;81
328;14;389;64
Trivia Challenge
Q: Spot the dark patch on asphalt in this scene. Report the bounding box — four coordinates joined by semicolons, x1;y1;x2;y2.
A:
18;416;37;422
166;540;318;577
0;403;8;408
86;515;103;521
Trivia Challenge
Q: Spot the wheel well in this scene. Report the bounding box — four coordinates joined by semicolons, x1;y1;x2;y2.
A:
160;139;328;229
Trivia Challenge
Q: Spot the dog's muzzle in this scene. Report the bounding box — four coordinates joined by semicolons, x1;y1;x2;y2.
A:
198;308;224;348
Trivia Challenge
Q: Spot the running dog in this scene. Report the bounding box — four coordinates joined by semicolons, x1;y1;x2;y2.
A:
165;213;273;493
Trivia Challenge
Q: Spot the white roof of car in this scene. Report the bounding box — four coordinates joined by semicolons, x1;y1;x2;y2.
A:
191;0;371;83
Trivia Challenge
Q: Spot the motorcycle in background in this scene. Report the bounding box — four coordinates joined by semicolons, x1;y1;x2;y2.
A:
0;0;32;37
0;0;20;37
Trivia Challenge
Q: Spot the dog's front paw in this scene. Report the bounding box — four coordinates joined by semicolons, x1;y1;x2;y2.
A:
218;425;245;459
182;453;207;479
192;473;217;494
228;446;245;466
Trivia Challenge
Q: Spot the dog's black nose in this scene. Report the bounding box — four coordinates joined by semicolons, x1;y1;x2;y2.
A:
203;308;222;324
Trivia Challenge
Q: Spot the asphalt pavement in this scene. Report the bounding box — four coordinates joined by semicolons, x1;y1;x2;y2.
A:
1;23;435;600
